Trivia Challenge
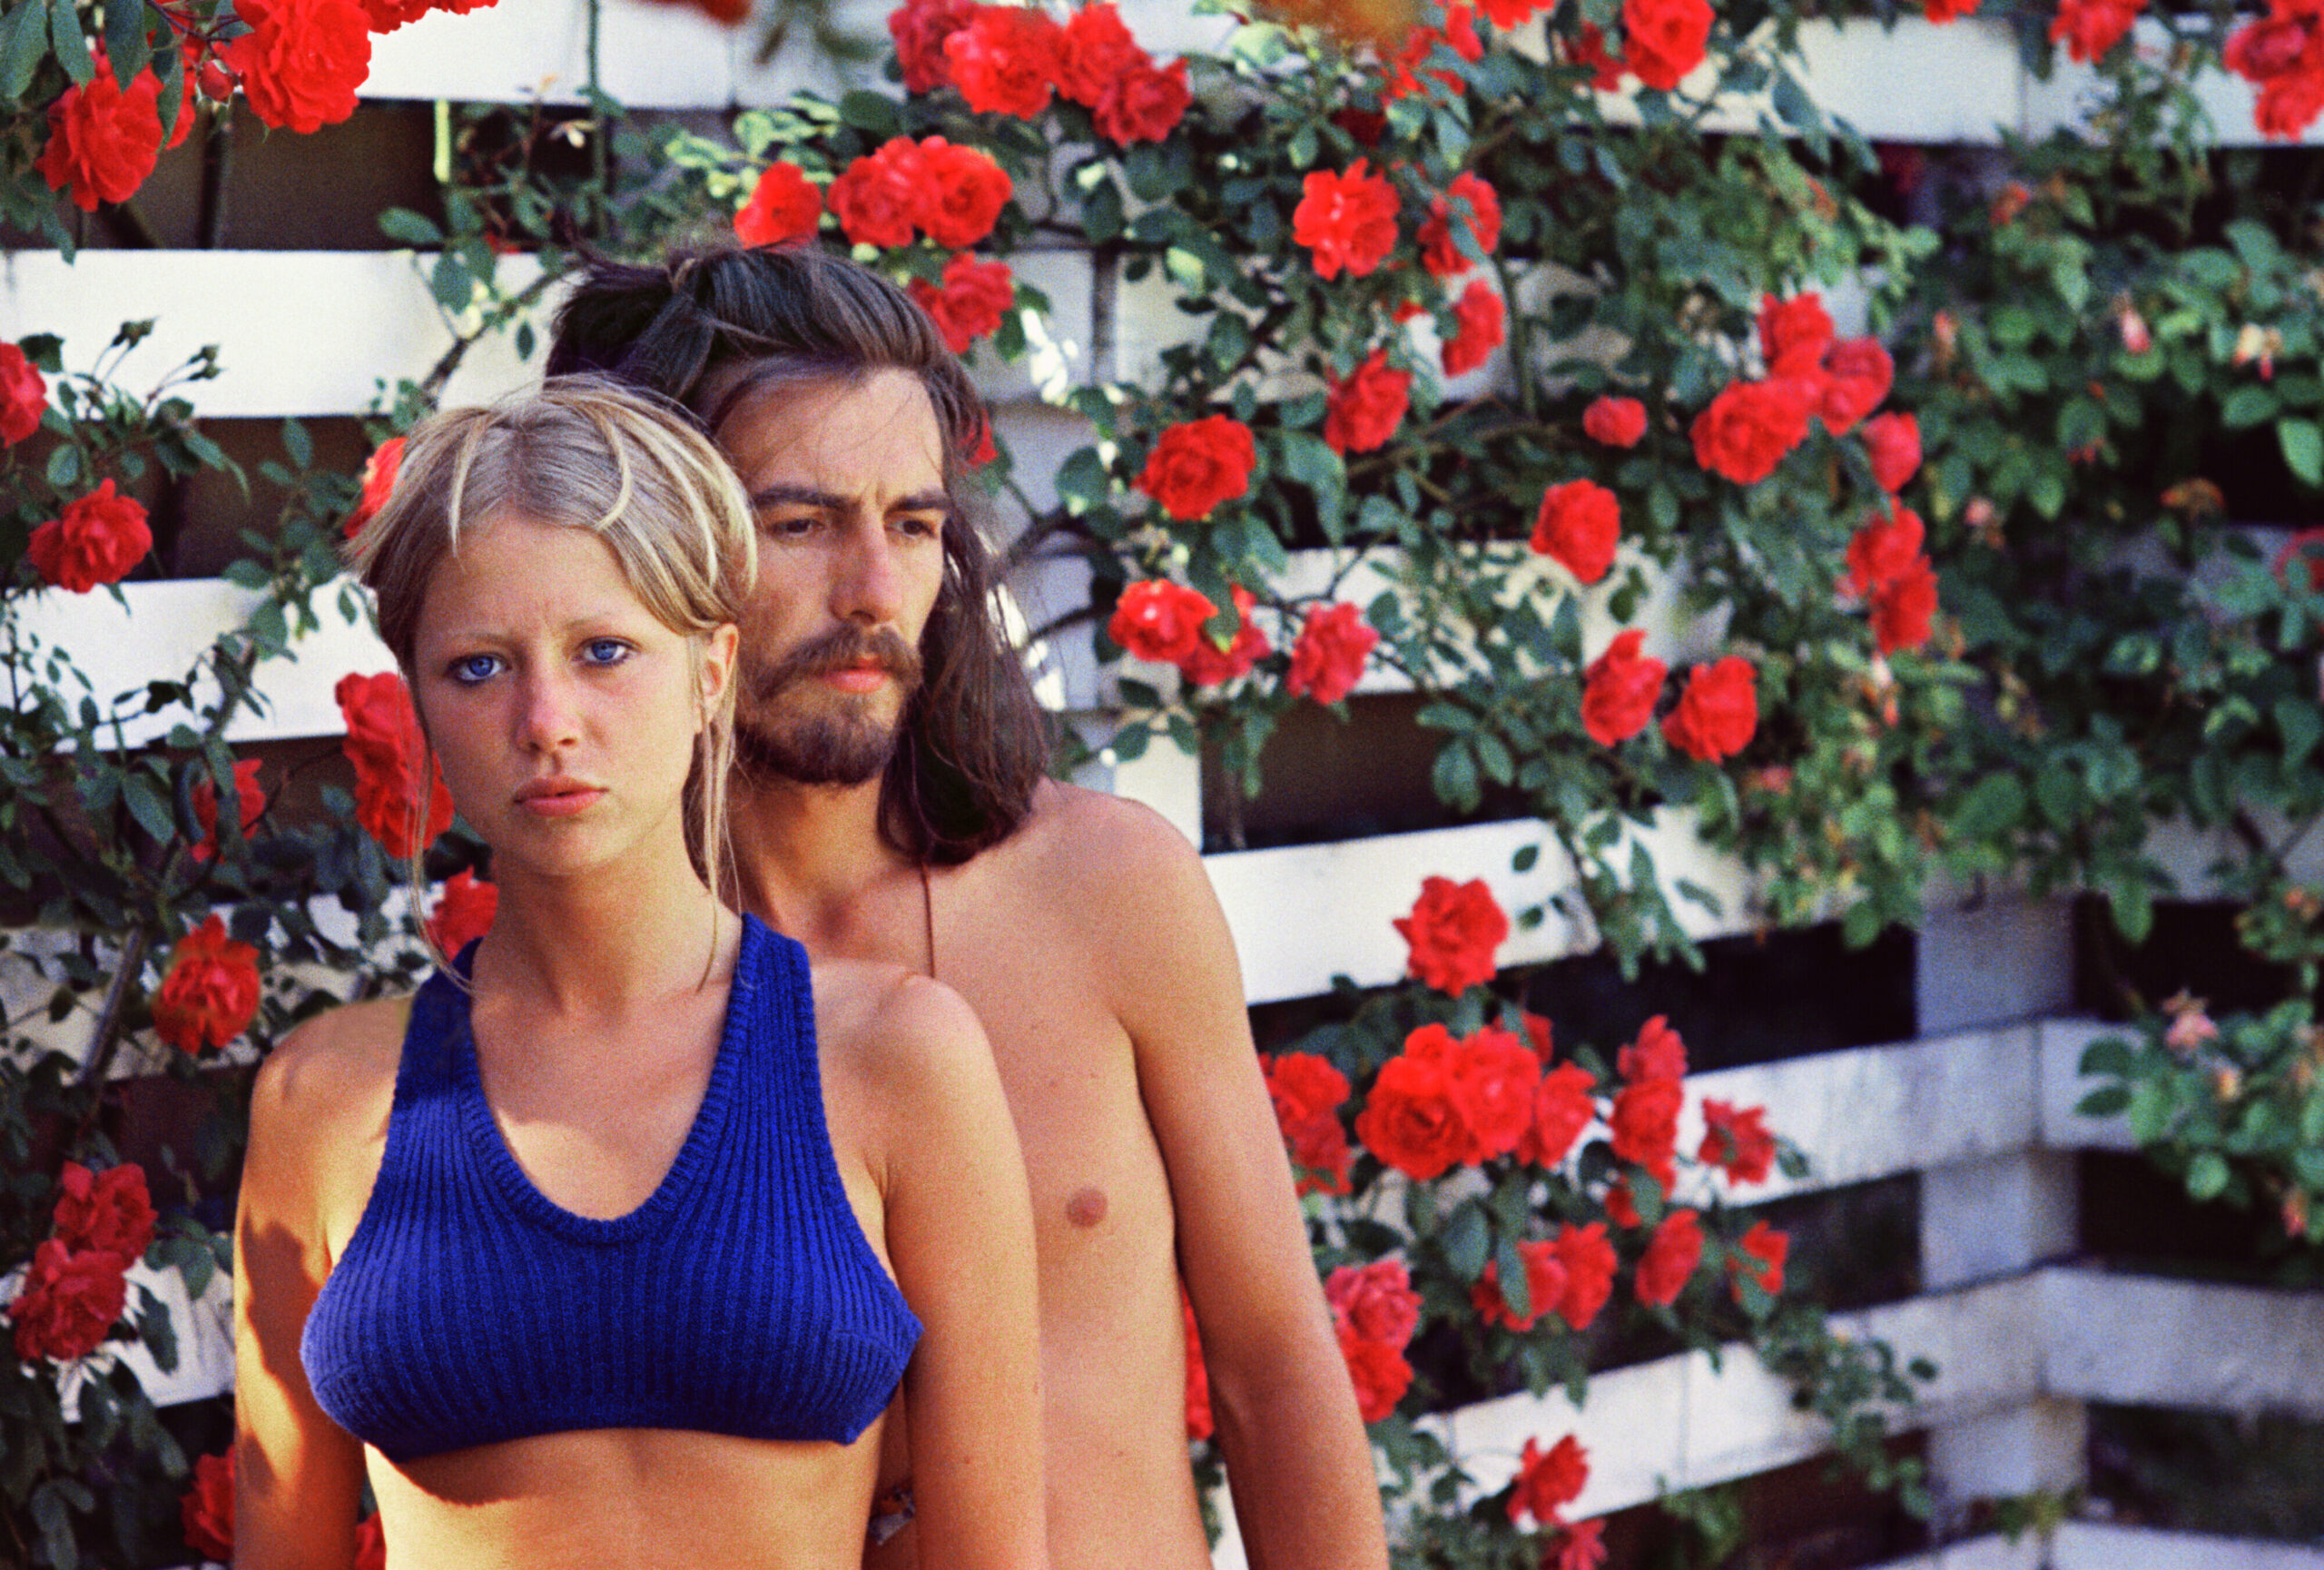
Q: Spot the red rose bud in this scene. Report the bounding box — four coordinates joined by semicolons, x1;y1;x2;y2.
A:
36;49;166;212
942;4;1063;117
917;135;1013;249
181;1449;234;1561
1394;874;1509;993
1690;378;1814;486
2118;300;2153;353
29;479;153;593
1441;278;1505;376
1861;410;1921;494
1508;1434;1590;1527
1323;348;1413;455
1635;1206;1704;1306
1621;0;1712;89
1580;630;1666;746
1582;394;1647;448
1418;171;1502;278
222;0;372;134
1531;479;1621;584
153;914;261;1055
1136;414;1256;521
734;161;822;247
1292;160;1402;281
1659;655;1758;762
909;253;1015;355
1108;578;1217;665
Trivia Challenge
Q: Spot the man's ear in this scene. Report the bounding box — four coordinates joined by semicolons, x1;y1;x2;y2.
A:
700;623;742;717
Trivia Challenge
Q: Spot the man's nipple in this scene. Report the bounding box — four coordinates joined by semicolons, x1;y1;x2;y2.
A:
1065;1185;1108;1229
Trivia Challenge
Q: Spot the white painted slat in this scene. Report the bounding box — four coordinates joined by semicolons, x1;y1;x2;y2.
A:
0;251;545;420
2052;1522;2324;1570
2041;1266;2324;1420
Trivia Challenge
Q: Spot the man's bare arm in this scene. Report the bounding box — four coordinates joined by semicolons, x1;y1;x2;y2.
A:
1068;792;1388;1570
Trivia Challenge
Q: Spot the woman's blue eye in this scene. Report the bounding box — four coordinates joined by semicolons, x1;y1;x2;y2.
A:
583;638;629;665
449;654;500;685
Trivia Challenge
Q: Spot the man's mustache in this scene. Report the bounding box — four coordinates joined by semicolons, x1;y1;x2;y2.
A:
753;624;923;698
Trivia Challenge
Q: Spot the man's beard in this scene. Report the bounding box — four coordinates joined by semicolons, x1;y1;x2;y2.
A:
734;622;924;787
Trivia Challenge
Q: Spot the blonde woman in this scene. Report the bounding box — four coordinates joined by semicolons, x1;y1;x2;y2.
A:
232;380;1045;1569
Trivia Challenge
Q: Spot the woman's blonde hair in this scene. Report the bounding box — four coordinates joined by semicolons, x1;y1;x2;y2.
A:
345;376;759;954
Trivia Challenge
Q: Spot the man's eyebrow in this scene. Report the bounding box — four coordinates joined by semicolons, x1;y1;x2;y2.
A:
746;484;953;515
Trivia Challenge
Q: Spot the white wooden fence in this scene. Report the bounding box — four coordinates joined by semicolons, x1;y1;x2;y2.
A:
6;4;2322;1565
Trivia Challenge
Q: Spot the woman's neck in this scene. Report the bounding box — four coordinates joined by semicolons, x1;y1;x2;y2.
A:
472;844;737;1020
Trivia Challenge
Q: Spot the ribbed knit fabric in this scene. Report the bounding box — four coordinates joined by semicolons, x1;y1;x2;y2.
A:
300;914;921;1464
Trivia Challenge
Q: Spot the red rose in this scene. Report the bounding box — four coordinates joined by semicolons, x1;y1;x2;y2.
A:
1580;630;1666;746
890;0;979;93
1508;1434;1590;1526
734;161;823;247
1531;479;1621;585
1441;278;1505;377
192;757;267;860
344;436;403;539
9;1239;128;1363
2255;70;2324;139
1472;1239;1567;1332
1383;5;1482;100
1840;501;1925;597
1095;54;1190;144
919;135;1013;248
1520;1061;1597;1168
1758;291;1834;380
359;0;431;32
1818;336;1894;435
1292;160;1402;281
1263;1050;1352;1195
1609;1075;1683;1187
1395;874;1508;993
1659;656;1758;763
2052;0;2141;61
1698;1099;1776;1184
1617;1014;1687;1082
37;53;163;212
829;137;932;249
1581;395;1646;448
1286;601;1379;706
1550;1222;1617;1329
943;4;1062;117
1567;21;1626;87
1332;106;1388;144
1478;0;1549;23
1603;1178;1642;1229
53;1162;156;1261
1449;1024;1541;1161
1549;1519;1610;1570
1108;578;1217;665
1337;1322;1414;1421
1180;1286;1212;1440
356;1511;386;1570
28;479;153;593
1731;1219;1787;1298
1057;2;1143;106
1324;348;1413;455
336;670;455;858
1871;556;1939;656
181;1448;234;1560
1355;1031;1469;1180
1923;0;1978;19
222;0;372;133
1635;1207;1704;1306
0;343;45;447
1862;410;1920;493
1178;584;1271;688
1325;1259;1422;1348
1689;377;1813;485
909;253;1015;354
426;867;498;954
153;914;261;1055
1419;172;1502;277
1136;414;1256;521
1620;0;1711;90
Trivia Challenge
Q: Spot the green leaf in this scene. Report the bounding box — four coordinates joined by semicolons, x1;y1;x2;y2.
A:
47;0;90;84
2186;1150;2230;1201
2223;384;2279;430
1439;1200;1490;1280
2279;419;2323;488
377;206;446;247
0;2;49;99
123;774;173;842
837;90;900;136
2076;1085;2132;1117
44;442;80;487
101;0;147;82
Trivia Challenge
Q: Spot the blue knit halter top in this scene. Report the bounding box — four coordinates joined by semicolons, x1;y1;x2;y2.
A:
300;915;922;1464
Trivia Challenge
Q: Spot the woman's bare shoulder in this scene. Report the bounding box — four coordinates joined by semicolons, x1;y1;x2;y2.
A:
251;994;409;1132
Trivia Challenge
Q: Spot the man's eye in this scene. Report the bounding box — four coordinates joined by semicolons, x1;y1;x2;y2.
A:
895;514;945;538
763;514;820;538
582;638;630;666
448;654;501;685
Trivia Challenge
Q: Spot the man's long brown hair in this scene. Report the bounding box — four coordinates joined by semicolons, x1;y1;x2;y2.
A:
547;243;1050;864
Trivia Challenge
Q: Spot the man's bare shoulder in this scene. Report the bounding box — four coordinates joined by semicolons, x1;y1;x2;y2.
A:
1000;780;1206;892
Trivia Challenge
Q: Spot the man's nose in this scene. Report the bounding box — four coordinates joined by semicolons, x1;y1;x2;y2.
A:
832;517;905;626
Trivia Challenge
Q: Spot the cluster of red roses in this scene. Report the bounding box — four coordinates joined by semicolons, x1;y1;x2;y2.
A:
1508;1433;1605;1570
1324;1258;1422;1421
153;913;262;1055
7;1163;153;1365
1294;161;1506;386
2226;0;2324;138
336;670;454;860
888;0;1190;143
178;1448;386;1567
1107;572;1380;705
5;339;162;597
